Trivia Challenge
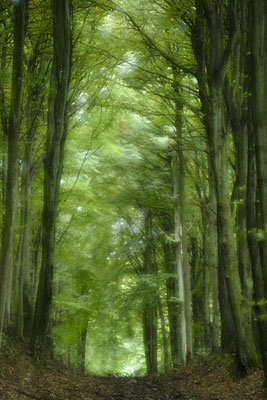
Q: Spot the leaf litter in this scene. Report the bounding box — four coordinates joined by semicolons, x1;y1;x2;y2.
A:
0;335;264;400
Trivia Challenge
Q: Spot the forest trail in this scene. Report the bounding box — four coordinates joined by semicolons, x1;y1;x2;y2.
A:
0;336;264;400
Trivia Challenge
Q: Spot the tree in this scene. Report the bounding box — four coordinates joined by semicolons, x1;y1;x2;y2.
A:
31;0;72;354
0;0;28;347
249;0;267;388
190;0;259;374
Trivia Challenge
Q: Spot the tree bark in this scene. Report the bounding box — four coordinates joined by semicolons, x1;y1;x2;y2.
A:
249;1;267;386
15;139;33;339
250;0;267;307
224;0;254;344
142;211;158;375
247;101;267;388
0;0;28;347
77;324;88;373
206;164;220;354
191;0;258;374
157;296;169;372
172;83;192;363
162;216;180;368
31;0;72;354
202;200;211;350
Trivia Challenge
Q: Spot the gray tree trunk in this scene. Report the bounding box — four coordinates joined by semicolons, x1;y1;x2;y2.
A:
192;0;259;373
172;83;192;363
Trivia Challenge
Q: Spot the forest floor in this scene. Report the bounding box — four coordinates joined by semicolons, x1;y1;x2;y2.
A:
0;334;265;400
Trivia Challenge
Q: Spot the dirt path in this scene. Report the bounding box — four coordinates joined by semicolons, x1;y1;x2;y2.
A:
0;337;264;400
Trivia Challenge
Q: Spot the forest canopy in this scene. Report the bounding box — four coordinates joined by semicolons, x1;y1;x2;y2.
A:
0;0;267;392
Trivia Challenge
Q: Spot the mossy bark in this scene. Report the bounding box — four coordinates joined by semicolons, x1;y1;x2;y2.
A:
250;0;267;386
191;0;259;373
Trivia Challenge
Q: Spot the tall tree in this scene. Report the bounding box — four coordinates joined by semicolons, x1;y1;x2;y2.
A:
190;0;259;373
172;80;192;363
31;0;72;353
15;22;50;339
250;0;267;388
142;211;158;375
0;0;28;347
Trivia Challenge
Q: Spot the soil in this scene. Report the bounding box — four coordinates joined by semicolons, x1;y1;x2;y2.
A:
0;335;265;400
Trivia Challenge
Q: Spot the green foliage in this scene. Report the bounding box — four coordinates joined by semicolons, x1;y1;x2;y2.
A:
2;0;254;378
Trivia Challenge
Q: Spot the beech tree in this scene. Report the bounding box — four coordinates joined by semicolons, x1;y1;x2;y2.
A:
0;0;28;347
0;0;267;391
249;0;267;386
31;0;72;354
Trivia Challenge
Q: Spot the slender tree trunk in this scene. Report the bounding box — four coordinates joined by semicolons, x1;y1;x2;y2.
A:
15;38;47;340
247;103;267;388
77;324;88;373
0;22;8;215
207;166;220;354
190;236;202;352
31;0;72;354
15;139;33;338
251;0;267;307
249;3;267;385
157;296;169;372
202;202;211;350
181;205;192;362
172;148;186;364
172;85;192;363
162;221;180;369
142;211;158;375
143;305;158;375
31;224;42;301
0;0;27;347
232;122;253;336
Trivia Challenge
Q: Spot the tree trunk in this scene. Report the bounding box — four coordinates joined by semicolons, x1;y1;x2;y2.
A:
142;211;158;375
202;201;211;351
157;296;169;372
31;224;42;301
15;139;33;339
31;0;72;354
0;19;8;211
191;0;258;373
77;324;88;373
172;148;186;364
210;79;257;373
207;166;220;354
0;0;28;347
250;0;267;308
162;219;180;369
15;37;48;340
249;3;267;385
172;84;192;363
224;0;254;345
247;101;267;388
